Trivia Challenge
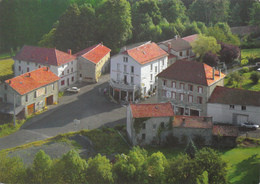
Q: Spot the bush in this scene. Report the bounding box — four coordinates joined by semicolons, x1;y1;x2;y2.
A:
250;71;260;84
193;135;206;148
165;134;179;146
241;59;249;66
241;67;249;73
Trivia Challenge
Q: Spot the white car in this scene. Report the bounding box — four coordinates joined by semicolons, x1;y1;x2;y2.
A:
66;87;80;93
240;122;259;129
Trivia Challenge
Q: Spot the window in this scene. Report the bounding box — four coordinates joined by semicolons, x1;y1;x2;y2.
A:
241;106;246;111
123;57;128;62
180;51;182;56
160;122;165;128
61;80;65;86
163;80;167;86
180;83;184;89
188;95;193;103
150;84;153;92
34;91;37;98
142;134;146;140
72;61;74;65
67;69;69;74
162;60;164;66
153;124;156;130
124;75;127;84
62;71;64;76
150;74;153;81
172;81;176;88
131;66;134;73
25;94;28;102
150;64;153;71
155;66;157;73
124;65;127;72
171;92;176;99
230;105;234;109
4;84;7;90
72;76;74;82
27;67;29;72
52;84;54;90
198;86;203;93
180;94;184;101
197;97;202;104
162;89;166;97
117;73;120;81
71;68;73;73
142;123;146;129
117;63;120;71
188;84;193;91
79;74;82;78
19;66;21;71
131;76;134;84
45;87;47;94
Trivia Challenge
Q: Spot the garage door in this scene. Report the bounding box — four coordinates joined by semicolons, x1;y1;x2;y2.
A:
27;103;35;115
236;114;248;125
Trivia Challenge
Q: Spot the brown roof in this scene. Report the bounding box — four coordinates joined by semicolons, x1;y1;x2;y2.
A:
208;86;260;106
160;37;191;52
212;125;239;137
130;102;174;118
182;34;198;43
14;45;76;66
157;59;225;86
173;115;213;129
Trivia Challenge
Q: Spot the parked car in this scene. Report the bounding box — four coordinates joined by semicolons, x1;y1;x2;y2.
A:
66;87;80;93
240;122;259;130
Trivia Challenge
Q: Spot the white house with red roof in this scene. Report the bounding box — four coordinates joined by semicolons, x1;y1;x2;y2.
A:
110;41;168;102
75;43;111;83
127;102;174;145
13;45;77;90
0;67;60;116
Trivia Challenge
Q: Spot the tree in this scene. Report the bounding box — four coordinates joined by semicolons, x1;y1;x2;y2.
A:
195;148;228;184
203;52;219;67
182;21;201;36
219;43;240;64
160;0;187;23
97;0;132;52
191;35;221;60
230;72;244;88
38;28;56;48
87;154;113;184
250;72;260;84
184;138;198;158
52;150;88;184
250;2;260;26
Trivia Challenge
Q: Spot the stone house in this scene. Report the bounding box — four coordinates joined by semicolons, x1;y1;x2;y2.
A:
13;45;77;90
207;86;260;125
75;43;111;83
172;115;213;146
0;67;59;116
157;59;225;116
110;41;168;101
158;34;197;66
127;102;174;146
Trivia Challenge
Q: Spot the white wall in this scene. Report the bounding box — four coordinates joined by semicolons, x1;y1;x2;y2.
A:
207;103;260;125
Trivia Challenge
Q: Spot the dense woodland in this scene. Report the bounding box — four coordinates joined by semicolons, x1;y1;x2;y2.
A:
0;0;259;54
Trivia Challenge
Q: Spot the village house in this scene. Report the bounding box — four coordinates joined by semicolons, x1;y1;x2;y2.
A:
207;86;260;125
172;115;213;146
0;67;59;117
158;34;197;66
75;43;111;83
157;59;225;116
13;45;77;90
110;41;168;101
127;102;174;146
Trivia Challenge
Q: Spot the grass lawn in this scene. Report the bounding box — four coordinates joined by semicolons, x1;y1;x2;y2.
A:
0;58;14;81
241;48;260;60
221;147;260;184
225;69;260;91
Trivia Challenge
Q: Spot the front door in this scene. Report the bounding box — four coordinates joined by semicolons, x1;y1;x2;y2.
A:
27;103;35;115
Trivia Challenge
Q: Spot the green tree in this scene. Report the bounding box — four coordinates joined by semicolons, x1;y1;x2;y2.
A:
182;21;201;36
38;28;56;48
250;2;260;26
97;0;132;52
52;150;88;184
230;72;244;88
195;148;228;184
184;138;198;158
191;35;221;60
250;71;260;84
87;154;113;184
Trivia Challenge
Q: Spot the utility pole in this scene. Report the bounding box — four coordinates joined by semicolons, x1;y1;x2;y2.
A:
13;93;16;126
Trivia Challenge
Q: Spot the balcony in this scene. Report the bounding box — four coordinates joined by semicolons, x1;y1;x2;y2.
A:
110;79;137;91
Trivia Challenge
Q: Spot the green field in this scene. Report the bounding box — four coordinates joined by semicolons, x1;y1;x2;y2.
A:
0;58;14;81
241;48;260;60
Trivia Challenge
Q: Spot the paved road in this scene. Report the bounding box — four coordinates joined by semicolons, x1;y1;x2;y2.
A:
0;74;126;150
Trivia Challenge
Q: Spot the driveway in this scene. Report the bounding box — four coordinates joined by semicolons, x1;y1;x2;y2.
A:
0;74;126;150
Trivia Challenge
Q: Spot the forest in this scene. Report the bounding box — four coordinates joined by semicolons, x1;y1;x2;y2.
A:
0;0;259;54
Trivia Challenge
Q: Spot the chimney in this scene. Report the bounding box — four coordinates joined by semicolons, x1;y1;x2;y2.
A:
67;49;72;55
168;42;171;54
212;67;215;80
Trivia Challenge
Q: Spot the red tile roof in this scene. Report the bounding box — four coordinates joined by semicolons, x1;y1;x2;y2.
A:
212;125;239;137
14;45;76;66
157;59;225;86
5;67;60;95
75;43;111;64
173;115;213;129
130;102;174;118
126;42;168;65
208;86;260;106
182;34;198;43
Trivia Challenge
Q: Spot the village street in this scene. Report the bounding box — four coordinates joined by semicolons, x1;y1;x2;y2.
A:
0;74;127;150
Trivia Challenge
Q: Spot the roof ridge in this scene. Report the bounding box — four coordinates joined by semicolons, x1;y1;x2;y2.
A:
126;41;151;52
81;44;100;57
